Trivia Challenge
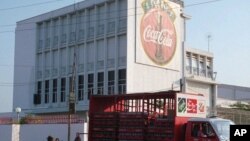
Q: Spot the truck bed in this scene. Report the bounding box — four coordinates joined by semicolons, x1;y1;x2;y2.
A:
88;91;178;141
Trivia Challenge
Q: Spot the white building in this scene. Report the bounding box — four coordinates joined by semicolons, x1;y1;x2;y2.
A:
217;84;250;108
13;0;216;117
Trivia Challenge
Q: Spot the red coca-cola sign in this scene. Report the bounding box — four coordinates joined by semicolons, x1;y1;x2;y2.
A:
140;4;176;65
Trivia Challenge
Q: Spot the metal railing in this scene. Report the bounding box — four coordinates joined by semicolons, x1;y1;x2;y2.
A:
217;107;250;124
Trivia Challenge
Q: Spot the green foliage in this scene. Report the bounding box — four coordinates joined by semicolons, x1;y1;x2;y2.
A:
230;102;250;111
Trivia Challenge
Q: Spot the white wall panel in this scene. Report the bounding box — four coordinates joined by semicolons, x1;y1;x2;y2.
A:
45;52;50;69
78;44;84;64
60;48;66;66
78;11;85;30
70;14;77;32
108;2;116;19
37;55;43;69
69;47;74;66
53;19;59;37
107;37;115;59
118;35;126;57
119;0;127;18
186;81;212;107
52;51;58;68
87;42;94;63
97;40;104;61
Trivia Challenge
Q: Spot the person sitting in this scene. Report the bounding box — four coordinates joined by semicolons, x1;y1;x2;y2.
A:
198;128;207;138
192;124;200;137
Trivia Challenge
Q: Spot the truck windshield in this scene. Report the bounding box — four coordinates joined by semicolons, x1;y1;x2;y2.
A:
213;120;234;140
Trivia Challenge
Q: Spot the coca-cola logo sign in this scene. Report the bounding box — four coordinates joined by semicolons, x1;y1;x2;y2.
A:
140;0;176;65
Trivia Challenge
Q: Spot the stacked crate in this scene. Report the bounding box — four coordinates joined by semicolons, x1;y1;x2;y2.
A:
146;118;174;141
90;113;118;141
118;112;147;141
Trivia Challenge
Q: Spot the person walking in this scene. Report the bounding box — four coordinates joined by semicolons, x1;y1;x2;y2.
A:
47;135;54;141
74;133;81;141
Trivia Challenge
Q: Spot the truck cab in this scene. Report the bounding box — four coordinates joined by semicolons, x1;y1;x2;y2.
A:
185;117;234;141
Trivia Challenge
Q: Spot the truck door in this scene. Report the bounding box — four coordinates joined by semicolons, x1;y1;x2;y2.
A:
188;122;218;141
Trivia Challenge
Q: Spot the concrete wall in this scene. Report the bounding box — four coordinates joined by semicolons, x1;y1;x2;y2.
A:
0;123;87;141
0;125;13;141
13;18;36;111
186;81;213;107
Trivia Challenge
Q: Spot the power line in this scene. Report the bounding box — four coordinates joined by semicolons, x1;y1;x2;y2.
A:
0;0;66;12
0;64;35;68
0;0;223;32
185;0;222;8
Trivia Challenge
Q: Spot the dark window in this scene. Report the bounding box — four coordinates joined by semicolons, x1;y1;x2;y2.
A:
78;75;84;101
37;81;42;95
88;74;94;99
34;94;41;105
61;78;66;102
97;72;104;95
34;81;42;105
52;79;57;103
45;80;49;103
108;71;115;95
118;69;126;94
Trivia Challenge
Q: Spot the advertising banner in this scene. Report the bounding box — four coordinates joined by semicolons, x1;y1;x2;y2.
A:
136;0;181;70
176;93;206;118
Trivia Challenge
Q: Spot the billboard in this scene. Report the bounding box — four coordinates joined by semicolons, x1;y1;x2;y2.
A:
176;93;206;118
136;0;181;70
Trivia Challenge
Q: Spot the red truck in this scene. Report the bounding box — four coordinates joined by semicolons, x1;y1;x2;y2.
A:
88;91;234;141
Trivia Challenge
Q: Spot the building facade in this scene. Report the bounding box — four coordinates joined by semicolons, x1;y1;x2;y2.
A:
217;84;250;108
184;47;217;114
14;0;216;116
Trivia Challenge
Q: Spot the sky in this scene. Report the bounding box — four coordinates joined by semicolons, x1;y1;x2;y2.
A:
0;0;249;113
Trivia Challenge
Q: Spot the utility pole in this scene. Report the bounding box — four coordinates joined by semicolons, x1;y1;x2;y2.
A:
180;12;191;93
207;34;212;52
68;1;78;141
68;53;77;141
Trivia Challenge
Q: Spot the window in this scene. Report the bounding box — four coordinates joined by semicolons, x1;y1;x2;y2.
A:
53;36;58;46
45;80;49;103
199;57;205;76
34;81;42;105
191;123;200;137
97;72;104;95
70;32;76;42
38;40;43;50
119;18;126;31
61;34;66;44
108;21;115;33
79;29;84;40
207;58;213;78
52;79;57;103
191;122;215;138
45;38;50;49
98;24;104;35
61;78;66;102
186;53;191;74
192;55;198;75
37;81;42;95
108;71;115;95
88;27;94;38
118;69;126;94
88;74;94;99
78;75;84;101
